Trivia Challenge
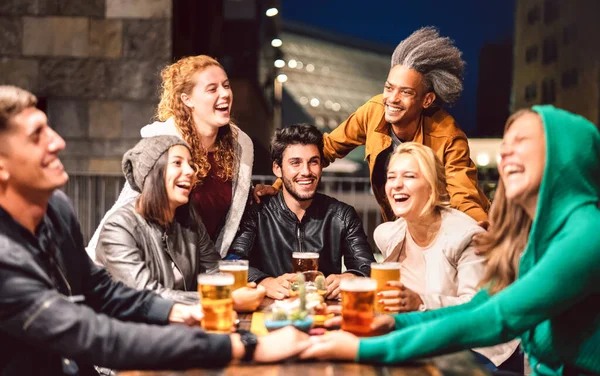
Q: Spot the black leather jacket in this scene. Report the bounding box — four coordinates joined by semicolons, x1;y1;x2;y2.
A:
230;192;375;282
96;202;221;305
0;191;231;375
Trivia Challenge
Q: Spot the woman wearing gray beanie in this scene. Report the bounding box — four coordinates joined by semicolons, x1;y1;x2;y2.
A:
87;55;253;263
96;135;264;310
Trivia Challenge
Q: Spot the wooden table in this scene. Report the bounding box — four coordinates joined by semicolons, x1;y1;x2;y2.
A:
119;298;490;376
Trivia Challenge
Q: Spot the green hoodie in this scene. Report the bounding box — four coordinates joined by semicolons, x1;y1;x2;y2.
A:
358;106;600;375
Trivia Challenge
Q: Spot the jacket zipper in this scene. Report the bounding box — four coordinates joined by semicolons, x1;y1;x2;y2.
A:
163;231;187;291
23;295;62;330
296;225;302;253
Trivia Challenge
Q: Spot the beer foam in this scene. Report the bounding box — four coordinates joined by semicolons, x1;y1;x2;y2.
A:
219;265;249;271
197;273;234;286
340;277;377;292
371;262;401;270
292;252;319;259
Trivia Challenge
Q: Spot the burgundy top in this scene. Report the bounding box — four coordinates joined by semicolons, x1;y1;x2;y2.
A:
190;152;233;241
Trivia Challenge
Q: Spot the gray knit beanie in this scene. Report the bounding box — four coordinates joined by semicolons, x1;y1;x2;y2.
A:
122;135;190;192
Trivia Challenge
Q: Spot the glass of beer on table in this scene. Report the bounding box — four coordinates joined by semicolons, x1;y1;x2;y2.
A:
218;260;249;290
292;252;319;273
340;277;377;336
370;262;401;313
197;273;234;333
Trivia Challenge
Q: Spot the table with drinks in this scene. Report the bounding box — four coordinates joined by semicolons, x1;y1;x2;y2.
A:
118;254;490;375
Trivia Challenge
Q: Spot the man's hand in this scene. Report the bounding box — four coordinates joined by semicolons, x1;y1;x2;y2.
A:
324;273;354;300
258;273;296;300
168;303;203;326
232;284;266;312
299;330;359;361
378;281;423;312
252;184;278;204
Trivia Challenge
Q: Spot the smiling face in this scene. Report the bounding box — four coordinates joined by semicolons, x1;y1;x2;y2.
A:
181;65;232;133
382;65;435;129
499;112;546;209
273;144;322;203
164;145;196;212
385;153;432;222
0;107;68;197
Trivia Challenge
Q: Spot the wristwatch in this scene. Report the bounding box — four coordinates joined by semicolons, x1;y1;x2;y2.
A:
238;329;258;362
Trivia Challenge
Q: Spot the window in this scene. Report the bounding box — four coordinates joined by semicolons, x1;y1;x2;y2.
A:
561;69;579;89
525;45;538;63
563;24;577;45
527;5;541;25
542;36;558;65
544;0;560;24
542;78;556;104
525;83;537;102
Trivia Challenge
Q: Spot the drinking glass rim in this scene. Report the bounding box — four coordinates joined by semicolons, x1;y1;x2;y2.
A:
197;272;235;286
292;252;319;259
370;262;402;269
340;277;377;291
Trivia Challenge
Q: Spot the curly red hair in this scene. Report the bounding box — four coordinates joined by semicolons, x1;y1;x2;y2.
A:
157;55;237;183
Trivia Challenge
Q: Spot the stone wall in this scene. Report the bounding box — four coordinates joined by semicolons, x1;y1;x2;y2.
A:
0;0;172;173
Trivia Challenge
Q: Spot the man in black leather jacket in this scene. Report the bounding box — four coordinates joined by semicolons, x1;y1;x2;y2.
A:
229;124;375;300
0;86;309;375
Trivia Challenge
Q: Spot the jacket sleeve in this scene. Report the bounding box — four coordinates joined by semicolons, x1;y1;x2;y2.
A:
341;205;375;276
196;220;221;275
444;136;490;222
322;100;371;166
0;266;232;369
87;181;139;262
358;214;600;363
228;203;271;282
95;215;200;305
420;237;485;310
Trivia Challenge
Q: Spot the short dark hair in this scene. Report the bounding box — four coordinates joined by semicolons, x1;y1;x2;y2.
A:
0;85;37;133
270;123;324;167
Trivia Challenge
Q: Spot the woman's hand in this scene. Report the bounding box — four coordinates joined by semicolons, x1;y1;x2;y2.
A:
232;283;266;312
168;303;203;326
299;331;359;361
323;305;396;335
378;281;423;312
252;184;278;204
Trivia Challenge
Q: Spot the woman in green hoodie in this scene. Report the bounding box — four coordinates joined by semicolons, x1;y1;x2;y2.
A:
301;106;600;376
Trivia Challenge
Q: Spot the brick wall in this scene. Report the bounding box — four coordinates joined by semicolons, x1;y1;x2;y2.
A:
0;0;173;173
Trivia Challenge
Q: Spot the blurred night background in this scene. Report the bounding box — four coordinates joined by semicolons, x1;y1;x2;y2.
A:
1;0;598;240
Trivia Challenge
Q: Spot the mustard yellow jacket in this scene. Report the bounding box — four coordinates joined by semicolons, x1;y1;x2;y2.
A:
322;94;489;222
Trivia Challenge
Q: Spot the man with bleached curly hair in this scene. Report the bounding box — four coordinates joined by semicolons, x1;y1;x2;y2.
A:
257;27;490;228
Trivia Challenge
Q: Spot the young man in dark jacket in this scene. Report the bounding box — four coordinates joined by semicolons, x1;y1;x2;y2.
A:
0;86;310;375
229;124;376;300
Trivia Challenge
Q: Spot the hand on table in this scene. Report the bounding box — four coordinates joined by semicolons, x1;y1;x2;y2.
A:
232;283;266;312
323;305;395;335
168;303;203;326
378;281;423;312
324;273;354;300
258;273;296;300
252;184;278;204
299;330;359;361
254;326;312;362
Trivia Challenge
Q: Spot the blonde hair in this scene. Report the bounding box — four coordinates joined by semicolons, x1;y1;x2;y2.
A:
0;85;37;132
475;109;536;294
388;142;450;216
157;55;237;183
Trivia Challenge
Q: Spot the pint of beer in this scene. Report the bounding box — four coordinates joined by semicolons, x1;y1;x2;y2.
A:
292;252;319;273
340;277;377;336
370;262;401;313
219;260;249;290
197;273;234;333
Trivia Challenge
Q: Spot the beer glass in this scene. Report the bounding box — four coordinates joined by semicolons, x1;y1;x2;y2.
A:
370;262;401;313
292;252;319;273
218;260;249;290
197;273;234;333
340;277;377;336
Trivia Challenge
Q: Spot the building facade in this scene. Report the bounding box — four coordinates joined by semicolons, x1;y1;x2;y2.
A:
512;0;600;125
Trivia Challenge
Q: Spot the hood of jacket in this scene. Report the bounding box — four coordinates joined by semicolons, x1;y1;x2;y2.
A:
520;105;600;275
